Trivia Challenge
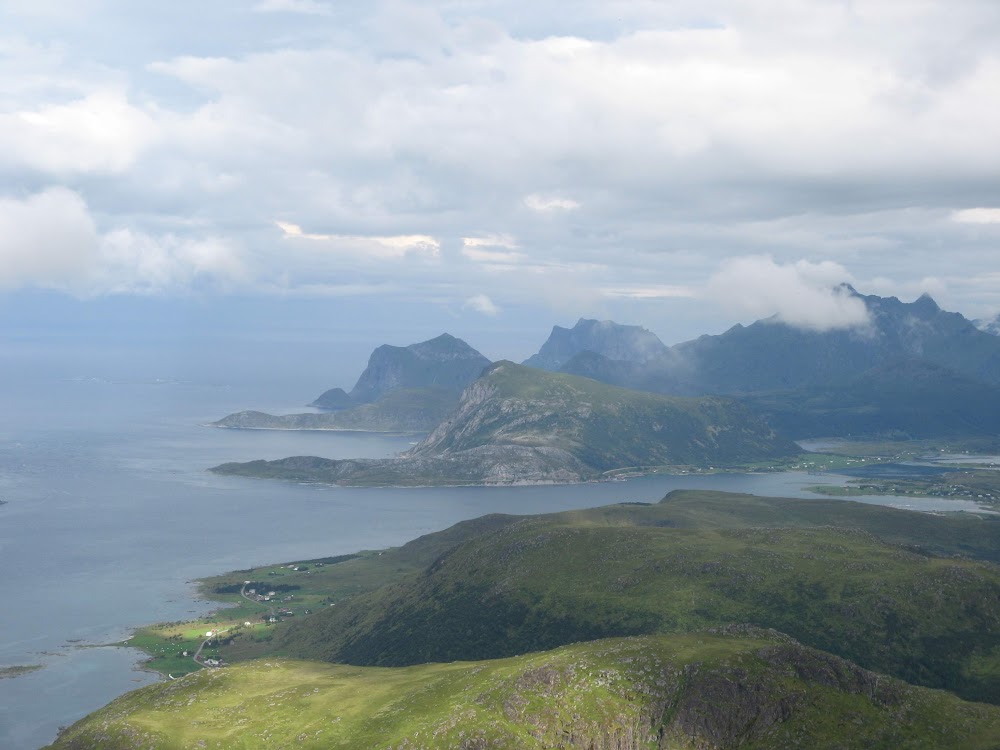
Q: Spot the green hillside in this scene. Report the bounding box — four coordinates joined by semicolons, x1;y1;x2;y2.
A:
46;633;1000;750
414;361;797;469
272;491;1000;703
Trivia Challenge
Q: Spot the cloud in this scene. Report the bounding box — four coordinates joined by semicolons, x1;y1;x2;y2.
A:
95;230;245;294
0;91;158;174
276;221;440;260
601;284;697;300
4;1;1000;332
463;293;501;316
704;256;871;331
524;194;581;212
952;208;1000;224
460;236;525;265
252;0;332;15
462;234;518;249
0;187;244;294
0;187;100;289
461;247;527;264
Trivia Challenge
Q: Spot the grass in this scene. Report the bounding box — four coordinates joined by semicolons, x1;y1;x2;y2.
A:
47;633;1000;750
807;469;1000;507
132;490;1000;703
261;491;1000;704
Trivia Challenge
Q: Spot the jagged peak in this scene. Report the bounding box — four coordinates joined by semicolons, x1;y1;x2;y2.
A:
912;292;940;312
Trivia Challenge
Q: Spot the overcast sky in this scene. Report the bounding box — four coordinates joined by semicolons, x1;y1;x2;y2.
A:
2;0;999;371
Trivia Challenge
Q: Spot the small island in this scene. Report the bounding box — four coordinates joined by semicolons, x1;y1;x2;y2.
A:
0;664;43;679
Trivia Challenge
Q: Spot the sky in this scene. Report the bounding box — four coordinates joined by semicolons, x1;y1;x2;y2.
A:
1;0;999;377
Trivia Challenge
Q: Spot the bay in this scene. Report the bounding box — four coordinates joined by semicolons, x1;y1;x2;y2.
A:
0;371;989;750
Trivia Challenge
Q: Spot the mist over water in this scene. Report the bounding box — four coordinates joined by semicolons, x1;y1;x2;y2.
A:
0;338;987;749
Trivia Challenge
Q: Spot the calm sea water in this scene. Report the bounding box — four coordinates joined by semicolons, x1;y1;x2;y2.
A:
0;368;990;749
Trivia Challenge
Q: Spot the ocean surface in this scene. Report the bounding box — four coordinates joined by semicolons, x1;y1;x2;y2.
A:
0;362;991;749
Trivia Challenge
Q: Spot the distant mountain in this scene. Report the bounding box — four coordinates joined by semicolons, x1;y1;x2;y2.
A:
544;291;1000;400
213;362;797;486
213;334;491;434
975;313;1000;336
669;289;1000;395
746;358;1000;439
533;293;1000;443
212;387;459;433
313;333;491;408
523;318;669;371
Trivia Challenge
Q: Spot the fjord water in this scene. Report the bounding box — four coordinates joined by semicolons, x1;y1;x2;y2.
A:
0;355;988;750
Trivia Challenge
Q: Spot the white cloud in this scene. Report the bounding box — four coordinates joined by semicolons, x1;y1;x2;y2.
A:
276;221;440;260
952;208;1000;224
0;187;100;289
462;234;519;249
0;91;158;174
524;194;581;212
95;230;245;294
0;187;244;294
463;293;501;316
3;1;1000;327
704;256;870;331
252;0;331;15
601;284;697;300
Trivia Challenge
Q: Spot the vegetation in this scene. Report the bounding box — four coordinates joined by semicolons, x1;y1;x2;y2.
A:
269;491;1000;703
743;359;1000;440
0;664;43;679
213;386;459;433
213;364;798;486
46;632;1000;750
808;468;1000;507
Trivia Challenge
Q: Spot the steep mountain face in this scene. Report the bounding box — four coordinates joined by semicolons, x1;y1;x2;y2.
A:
411;361;797;471
313;333;491;408
523;318;669;371
745;358;1000;439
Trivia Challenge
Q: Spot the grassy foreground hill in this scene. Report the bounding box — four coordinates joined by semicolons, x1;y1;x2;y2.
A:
264;491;1000;704
45;632;1000;750
212;363;797;485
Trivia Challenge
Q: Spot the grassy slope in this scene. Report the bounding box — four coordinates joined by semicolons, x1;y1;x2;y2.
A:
46;633;1000;750
271;491;1000;703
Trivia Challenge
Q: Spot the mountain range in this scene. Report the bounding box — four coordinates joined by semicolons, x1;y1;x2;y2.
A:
214;288;1000;444
528;289;1000;439
538;289;1000;397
